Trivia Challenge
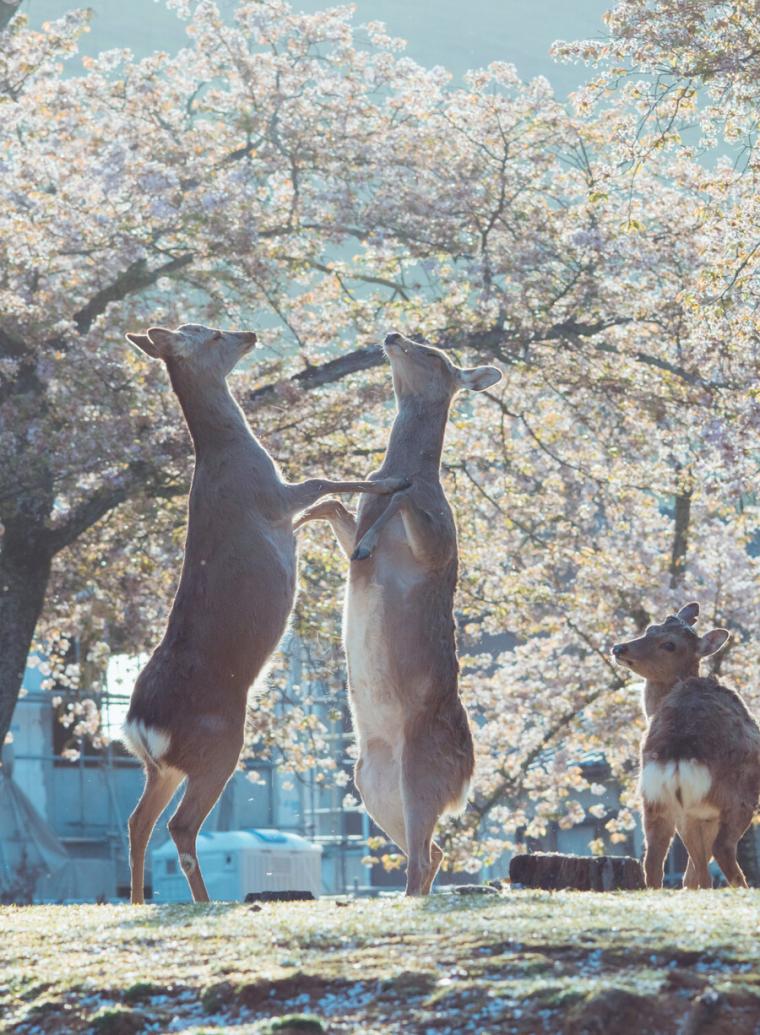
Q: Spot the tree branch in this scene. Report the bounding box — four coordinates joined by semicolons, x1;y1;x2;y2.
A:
73;253;194;335
44;463;186;554
0;326;28;359
247;343;386;407
244;320;625;410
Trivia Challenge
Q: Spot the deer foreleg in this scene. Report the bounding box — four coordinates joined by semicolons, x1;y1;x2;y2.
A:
351;488;411;561
285;476;408;515
352;489;453;567
293;499;357;560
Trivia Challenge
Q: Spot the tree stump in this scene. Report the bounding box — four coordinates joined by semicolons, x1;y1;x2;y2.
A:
509;852;644;891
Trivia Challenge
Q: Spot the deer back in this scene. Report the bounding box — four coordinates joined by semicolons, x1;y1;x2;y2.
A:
643;677;760;812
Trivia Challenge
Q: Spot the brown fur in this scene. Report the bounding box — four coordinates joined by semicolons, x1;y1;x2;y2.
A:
122;323;407;903
296;332;501;894
612;602;760;889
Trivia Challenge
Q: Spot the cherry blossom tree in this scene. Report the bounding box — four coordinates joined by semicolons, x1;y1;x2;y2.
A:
1;0;757;876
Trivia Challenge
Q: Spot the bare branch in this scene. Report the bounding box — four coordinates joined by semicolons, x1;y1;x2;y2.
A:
44;463;186;554
73;253;194;335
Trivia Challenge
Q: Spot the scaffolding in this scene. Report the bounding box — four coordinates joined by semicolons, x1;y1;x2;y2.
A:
8;676;377;898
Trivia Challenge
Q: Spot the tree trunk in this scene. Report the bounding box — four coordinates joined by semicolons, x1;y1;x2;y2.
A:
669;486;692;589
737;826;760;887
0;540;52;749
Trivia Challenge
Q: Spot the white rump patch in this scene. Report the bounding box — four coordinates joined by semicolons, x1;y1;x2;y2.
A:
444;779;471;817
640;759;716;817
121;718;171;765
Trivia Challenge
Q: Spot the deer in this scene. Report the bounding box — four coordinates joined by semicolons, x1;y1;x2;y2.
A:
612;602;760;889
295;331;502;895
121;323;408;903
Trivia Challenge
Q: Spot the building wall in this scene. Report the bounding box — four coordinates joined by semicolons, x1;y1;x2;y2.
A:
8;671;50;820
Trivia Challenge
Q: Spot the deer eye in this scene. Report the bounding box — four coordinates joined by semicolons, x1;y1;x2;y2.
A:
660;641;676;652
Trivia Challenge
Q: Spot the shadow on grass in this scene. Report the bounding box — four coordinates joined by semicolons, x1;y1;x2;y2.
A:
115;901;245;929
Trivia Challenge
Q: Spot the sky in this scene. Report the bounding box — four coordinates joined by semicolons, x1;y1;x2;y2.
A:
23;0;611;95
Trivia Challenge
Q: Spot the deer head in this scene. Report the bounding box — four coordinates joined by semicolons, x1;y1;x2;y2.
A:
383;332;502;404
126;323;258;380
611;601;730;685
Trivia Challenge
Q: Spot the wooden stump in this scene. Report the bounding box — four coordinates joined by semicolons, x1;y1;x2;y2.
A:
509;852;645;891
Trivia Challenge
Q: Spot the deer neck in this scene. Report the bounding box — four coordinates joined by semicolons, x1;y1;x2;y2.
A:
643;661;700;720
168;365;253;456
381;398;450;478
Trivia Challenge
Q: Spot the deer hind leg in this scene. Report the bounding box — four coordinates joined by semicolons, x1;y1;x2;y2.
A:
421;842;444;896
168;740;242;902
400;734;455;897
642;803;675;889
128;764;183;905
354;738;408;853
401;789;440;897
680;817;719;889
712;819;751;888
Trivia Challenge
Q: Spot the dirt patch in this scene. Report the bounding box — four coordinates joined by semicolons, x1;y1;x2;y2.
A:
378;970;438;999
563;987;760;1035
565;988;663;1035
122;981;169;1004
201;972;351;1014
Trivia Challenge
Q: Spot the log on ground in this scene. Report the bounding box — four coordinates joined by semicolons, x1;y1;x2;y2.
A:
509;852;645;891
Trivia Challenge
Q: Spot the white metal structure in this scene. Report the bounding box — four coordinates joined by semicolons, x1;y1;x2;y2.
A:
151;828;322;902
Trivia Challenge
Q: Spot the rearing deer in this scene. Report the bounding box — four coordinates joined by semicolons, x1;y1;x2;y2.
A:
612;602;760;889
296;332;501;894
122;323;407;903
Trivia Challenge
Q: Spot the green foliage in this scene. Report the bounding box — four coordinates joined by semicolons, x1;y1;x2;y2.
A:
262;1016;326;1034
91;1007;143;1035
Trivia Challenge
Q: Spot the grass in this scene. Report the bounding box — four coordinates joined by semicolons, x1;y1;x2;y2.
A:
3;890;760;1034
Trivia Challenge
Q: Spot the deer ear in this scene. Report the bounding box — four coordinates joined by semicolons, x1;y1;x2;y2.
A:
677;601;700;626
146;326;179;355
125;332;162;359
457;365;502;392
698;628;730;657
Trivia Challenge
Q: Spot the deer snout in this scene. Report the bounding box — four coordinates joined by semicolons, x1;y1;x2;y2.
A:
611;643;628;657
383;332;409;359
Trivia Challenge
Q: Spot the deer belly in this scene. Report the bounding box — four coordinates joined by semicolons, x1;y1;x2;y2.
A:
344;581;406;739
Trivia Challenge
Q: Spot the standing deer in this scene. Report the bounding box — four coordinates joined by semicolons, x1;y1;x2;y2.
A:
296;331;501;894
612;602;760;889
122;323;407;903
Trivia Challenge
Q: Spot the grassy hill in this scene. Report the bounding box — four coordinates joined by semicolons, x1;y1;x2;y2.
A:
4;890;760;1034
